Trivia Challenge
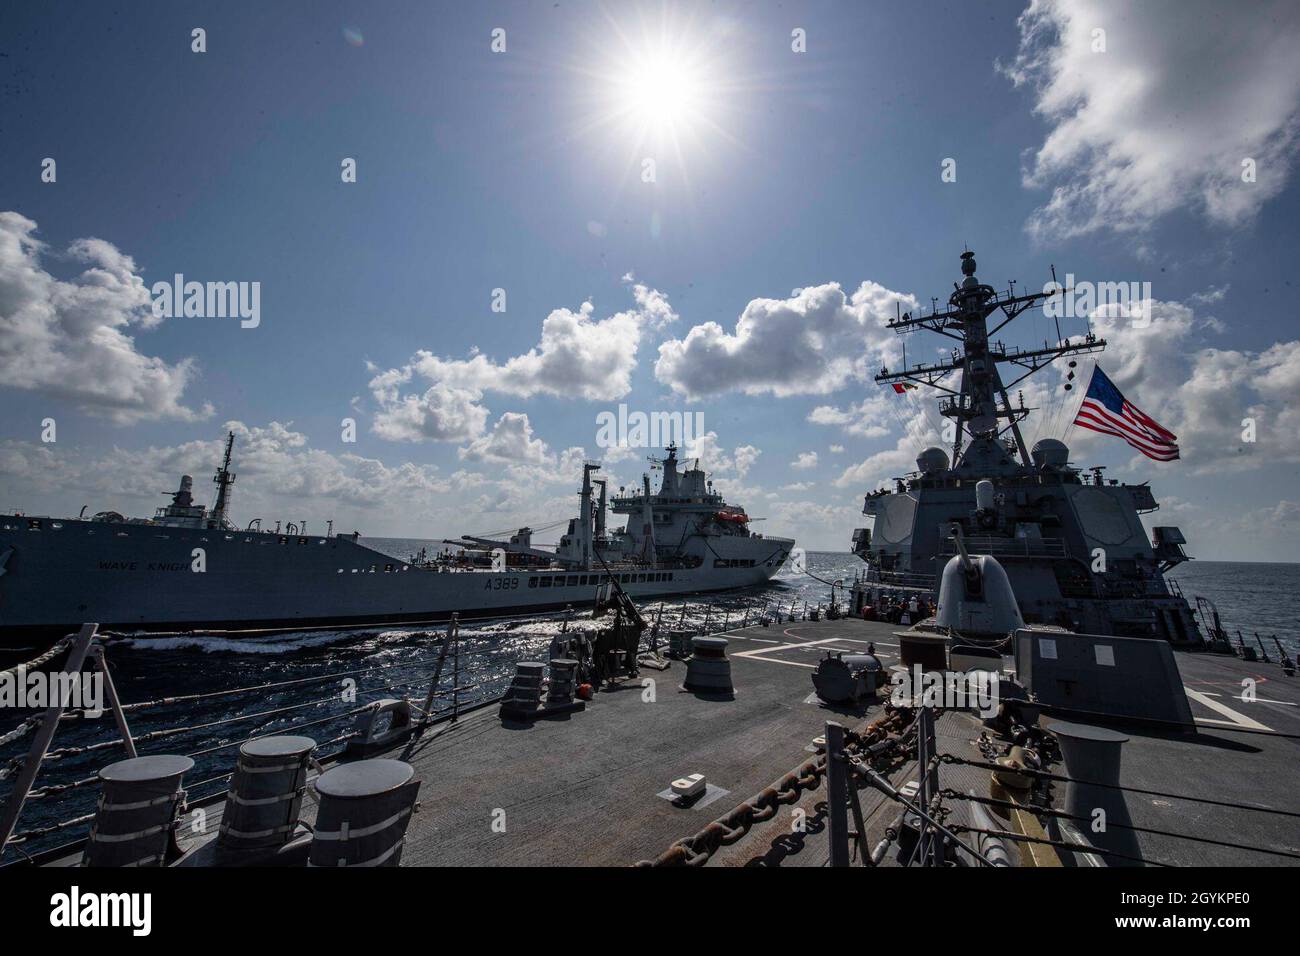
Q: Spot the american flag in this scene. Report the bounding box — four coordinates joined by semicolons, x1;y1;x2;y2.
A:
1072;365;1179;461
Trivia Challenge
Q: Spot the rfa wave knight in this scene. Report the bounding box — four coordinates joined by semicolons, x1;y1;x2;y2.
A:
0;436;794;643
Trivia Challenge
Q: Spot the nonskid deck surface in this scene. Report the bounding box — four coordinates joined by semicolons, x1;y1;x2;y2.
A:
378;618;1299;867
386;618;903;866
41;618;1298;867
1109;650;1300;866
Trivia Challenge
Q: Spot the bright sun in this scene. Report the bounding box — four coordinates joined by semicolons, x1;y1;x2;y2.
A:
617;47;703;131
571;12;741;195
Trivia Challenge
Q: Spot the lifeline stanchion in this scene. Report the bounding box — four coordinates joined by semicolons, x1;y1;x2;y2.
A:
825;721;851;867
418;613;457;727
1;624;111;852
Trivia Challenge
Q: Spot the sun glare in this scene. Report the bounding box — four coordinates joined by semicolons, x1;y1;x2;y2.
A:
617;47;704;132
569;10;744;202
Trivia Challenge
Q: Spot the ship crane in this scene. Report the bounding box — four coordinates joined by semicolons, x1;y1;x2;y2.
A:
209;430;237;529
875;251;1106;466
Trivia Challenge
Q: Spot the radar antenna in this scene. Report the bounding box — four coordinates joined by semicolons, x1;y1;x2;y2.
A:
875;250;1106;465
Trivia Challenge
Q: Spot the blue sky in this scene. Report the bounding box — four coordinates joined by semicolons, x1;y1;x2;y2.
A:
2;0;1299;558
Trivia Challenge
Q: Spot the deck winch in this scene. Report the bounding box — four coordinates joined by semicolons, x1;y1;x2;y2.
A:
812;651;883;705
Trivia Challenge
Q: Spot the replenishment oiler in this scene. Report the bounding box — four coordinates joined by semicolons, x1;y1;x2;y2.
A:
0;439;794;645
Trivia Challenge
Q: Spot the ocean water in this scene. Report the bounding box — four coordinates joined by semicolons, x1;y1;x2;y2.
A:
1164;560;1300;654
2;544;1294;861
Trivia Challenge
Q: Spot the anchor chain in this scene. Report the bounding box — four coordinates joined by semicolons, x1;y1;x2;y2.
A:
636;705;913;867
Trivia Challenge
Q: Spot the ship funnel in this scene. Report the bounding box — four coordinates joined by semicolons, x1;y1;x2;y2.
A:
171;475;195;509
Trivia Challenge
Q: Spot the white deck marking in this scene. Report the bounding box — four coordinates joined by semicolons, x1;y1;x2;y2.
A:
778;630;899;649
733;637;859;669
1193;691;1295;706
1184;687;1273;732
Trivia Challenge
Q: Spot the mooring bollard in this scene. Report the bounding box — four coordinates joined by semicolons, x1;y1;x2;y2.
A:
217;735;316;856
82;754;194;867
499;661;546;717
547;658;578;705
1052;721;1141;866
682;636;735;698
308;759;420;867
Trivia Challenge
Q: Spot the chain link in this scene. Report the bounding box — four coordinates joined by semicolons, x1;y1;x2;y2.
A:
636;705;914;866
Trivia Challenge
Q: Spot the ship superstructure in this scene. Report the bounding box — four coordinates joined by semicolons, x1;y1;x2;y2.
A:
549;445;782;572
850;251;1200;643
0;437;793;643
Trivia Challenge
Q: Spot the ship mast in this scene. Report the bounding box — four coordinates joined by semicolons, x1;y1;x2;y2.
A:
875;250;1106;467
210;431;237;528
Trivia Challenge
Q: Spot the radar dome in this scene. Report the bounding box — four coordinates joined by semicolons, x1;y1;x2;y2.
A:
1031;438;1069;469
916;447;950;475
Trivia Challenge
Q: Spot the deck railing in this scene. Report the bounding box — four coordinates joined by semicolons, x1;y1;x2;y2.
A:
0;594;792;864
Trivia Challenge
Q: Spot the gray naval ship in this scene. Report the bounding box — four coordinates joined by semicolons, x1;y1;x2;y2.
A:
0;437;793;644
850;250;1200;644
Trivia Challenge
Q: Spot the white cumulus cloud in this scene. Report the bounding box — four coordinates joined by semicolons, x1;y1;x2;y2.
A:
681;430;762;478
0;212;211;424
459;412;552;465
655;280;916;399
1003;0;1300;238
369;278;676;447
